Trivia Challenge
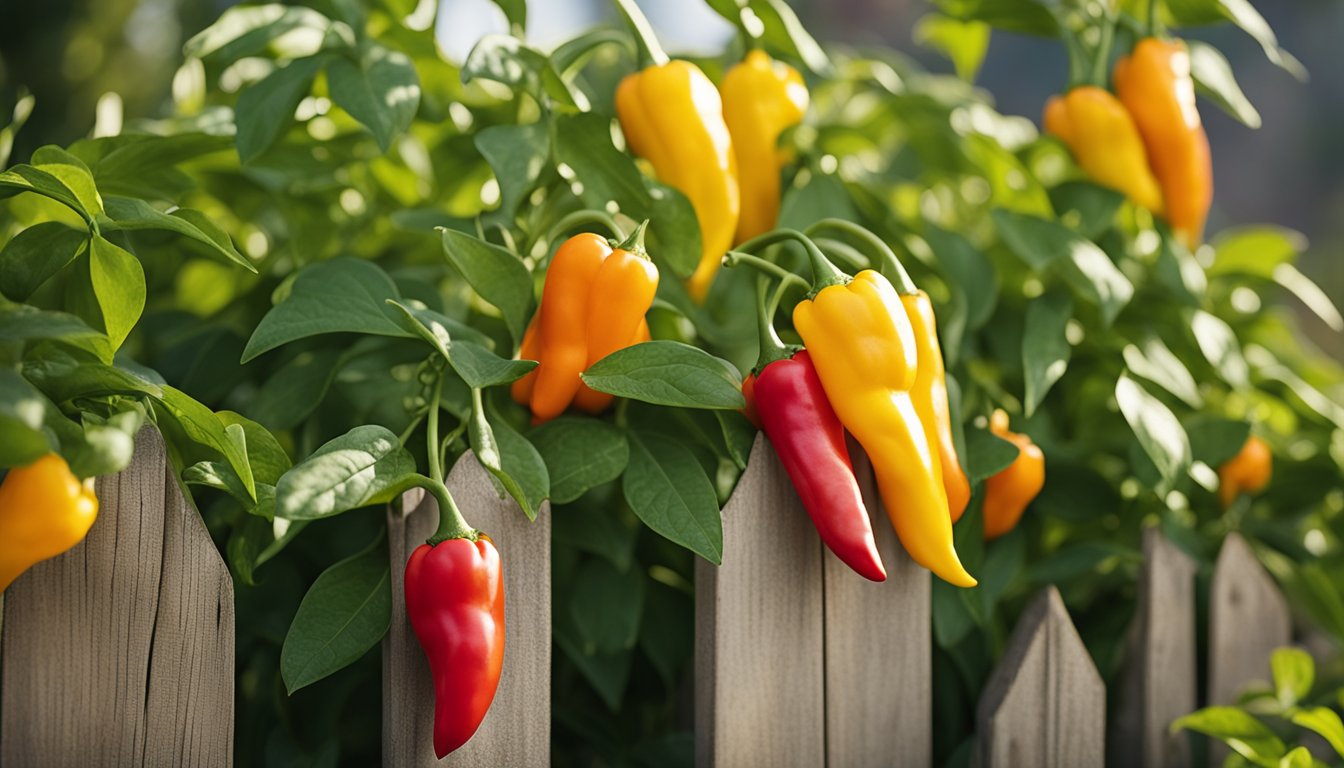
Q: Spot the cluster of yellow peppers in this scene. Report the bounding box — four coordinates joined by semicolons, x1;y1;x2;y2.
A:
0;454;99;593
1045;37;1213;249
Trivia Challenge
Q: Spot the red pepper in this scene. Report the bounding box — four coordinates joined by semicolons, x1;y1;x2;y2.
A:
404;493;504;758
750;281;886;582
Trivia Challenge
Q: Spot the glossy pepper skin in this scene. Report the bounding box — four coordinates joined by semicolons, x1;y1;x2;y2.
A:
793;270;976;587
1043;86;1164;214
755;350;886;582
512;227;658;423
405;535;505;758
721;50;809;244
1114;38;1213;249
983;410;1045;540
902;291;972;523
1218;434;1272;508
0;453;99;593
616;61;739;300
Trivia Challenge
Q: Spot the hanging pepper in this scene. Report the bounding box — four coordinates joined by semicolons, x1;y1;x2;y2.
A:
0;453;99;593
512;225;658;423
616;61;738;301
983;409;1045;540
1218;433;1271;509
721;50;809;244
404;489;503;758
1114;38;1212;249
902;290;972;523
785;238;975;587
750;279;886;582
1043;86;1165;215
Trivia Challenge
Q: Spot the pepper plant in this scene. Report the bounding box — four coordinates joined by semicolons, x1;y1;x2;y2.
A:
0;0;1341;764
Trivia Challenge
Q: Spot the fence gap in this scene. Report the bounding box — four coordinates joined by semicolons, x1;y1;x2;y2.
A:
0;429;234;767
695;434;825;767
383;450;551;767
978;586;1105;768
822;446;931;767
1112;527;1197;768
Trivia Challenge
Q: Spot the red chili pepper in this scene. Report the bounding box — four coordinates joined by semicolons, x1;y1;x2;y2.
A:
404;495;504;758
749;280;886;582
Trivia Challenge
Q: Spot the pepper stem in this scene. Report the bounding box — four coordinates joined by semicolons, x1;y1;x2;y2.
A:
753;276;792;372
426;376;445;485
546;209;626;244
722;250;811;294
426;479;476;544
611;0;669;68
733;228;849;293
614;218;649;256
805;219;918;295
1090;8;1116;88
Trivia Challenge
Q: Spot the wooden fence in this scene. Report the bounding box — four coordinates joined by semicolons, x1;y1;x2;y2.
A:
0;430;1298;766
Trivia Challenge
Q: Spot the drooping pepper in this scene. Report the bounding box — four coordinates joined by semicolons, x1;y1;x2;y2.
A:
404;491;503;759
901;290;972;523
0;453;99;593
1218;433;1272;509
616;60;739;301
983;409;1045;540
1114;38;1213;249
788;245;975;587
512;226;658;423
721;50;809;244
749;280;886;582
1043;86;1165;215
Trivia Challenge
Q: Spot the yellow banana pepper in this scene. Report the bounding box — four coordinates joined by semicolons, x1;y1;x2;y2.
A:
616;60;739;301
0;453;99;593
1043;86;1165;215
721;50;809;244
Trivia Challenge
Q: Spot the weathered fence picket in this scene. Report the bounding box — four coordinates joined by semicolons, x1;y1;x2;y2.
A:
0;429;235;768
383;450;551;767
1112;527;1198;768
978;586;1106;768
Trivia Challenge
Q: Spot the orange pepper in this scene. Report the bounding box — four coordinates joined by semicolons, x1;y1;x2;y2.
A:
983;409;1045;540
1218;434;1271;508
902;291;972;522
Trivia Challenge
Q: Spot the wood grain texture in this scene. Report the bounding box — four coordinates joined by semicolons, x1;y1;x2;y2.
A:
1111;528;1197;768
823;447;930;768
0;428;234;768
978;586;1105;768
383;451;551;767
696;434;825;767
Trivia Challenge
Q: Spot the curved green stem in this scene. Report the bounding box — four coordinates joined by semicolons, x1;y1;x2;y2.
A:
734;228;849;292
1146;0;1160;37
546;209;627;244
611;0;669;67
426;376;444;485
812;237;870;272
804;219;917;294
426;478;475;544
753;276;792;372
1090;9;1117;88
722;250;811;294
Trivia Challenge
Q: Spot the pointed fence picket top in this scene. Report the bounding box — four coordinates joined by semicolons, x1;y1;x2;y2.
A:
0;429;235;767
1112;528;1198;768
978;586;1105;768
696;434;826;767
383;451;551;767
823;447;930;767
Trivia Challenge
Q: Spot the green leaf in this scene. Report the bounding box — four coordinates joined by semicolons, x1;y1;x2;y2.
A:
1021;292;1072;416
462;34;579;108
1190;310;1249;387
747;0;831;74
327;42;420;152
529;417;629;504
932;0;1058;35
715;410;757;471
992;209;1132;325
623;430;722;564
1209;226;1304;279
242;258;413;361
1168;0;1306;80
0;222;88;301
1170;707;1286;765
1188;40;1261;129
152;385;257;500
0;302;103;346
184;460;256;504
98;196;253;272
1116;374;1191;490
1048;181;1125;240
386;300;534;388
468;402;549;521
275;425;416;520
475;122;550;220
1185;416;1251;470
439;228;533;343
582;341;744;410
235;55;326;162
1273;263;1344;333
0;164;90;221
0;368;54;467
22;346;162;403
281;533;391;694
965;425;1020;482
31;146;103;215
1123;338;1203;409
1270;647;1314;708
1290;707;1344;759
184;4;336;65
88;235;145;351
249;348;343;430
488;0;526;31
570;558;644;654
914;14;989;82
219;410;291;486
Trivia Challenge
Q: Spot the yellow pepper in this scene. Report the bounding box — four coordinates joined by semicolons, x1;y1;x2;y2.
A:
902;290;972;523
721;50;809;244
1043;86;1165;215
616;60;739;301
0;453;99;593
793;268;976;588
